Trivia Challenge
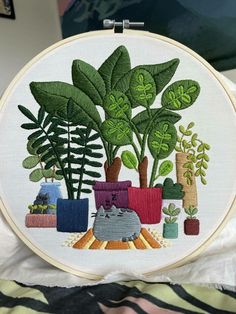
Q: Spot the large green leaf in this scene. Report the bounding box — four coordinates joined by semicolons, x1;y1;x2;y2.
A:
30;81;102;131
121;150;137;169
103;90;131;120
115;58;180;96
161;80;200;110
29;168;43;182
72;60;106;106
130;68;156;108
148;121;177;159
101;118;132;146
98;45;131;92
22;156;39;169
132;108;181;133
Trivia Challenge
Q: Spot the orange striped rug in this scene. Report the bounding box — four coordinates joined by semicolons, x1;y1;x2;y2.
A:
72;228;162;250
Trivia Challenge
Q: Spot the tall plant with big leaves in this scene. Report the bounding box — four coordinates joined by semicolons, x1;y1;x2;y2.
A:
101;56;201;187
28;45;200;186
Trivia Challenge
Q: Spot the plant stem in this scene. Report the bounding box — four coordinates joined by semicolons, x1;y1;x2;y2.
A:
77;128;90;199
130;121;142;146
39;126;73;199
67;122;74;199
131;143;141;162
101;137;111;165
112;146;120;159
149;158;159;187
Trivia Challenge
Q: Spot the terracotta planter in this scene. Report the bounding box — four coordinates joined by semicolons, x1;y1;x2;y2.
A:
25;214;56;228
163;223;178;239
57;198;88;232
93;181;131;210
184;219;200;235
128;187;162;224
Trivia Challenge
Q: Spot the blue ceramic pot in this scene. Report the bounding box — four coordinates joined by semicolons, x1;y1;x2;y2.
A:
57;198;89;232
38;182;62;214
163;223;178;239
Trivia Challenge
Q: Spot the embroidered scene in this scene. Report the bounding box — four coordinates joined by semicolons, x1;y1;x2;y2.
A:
18;45;210;250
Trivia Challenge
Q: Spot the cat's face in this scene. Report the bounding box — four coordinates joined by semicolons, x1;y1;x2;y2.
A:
91;205;134;219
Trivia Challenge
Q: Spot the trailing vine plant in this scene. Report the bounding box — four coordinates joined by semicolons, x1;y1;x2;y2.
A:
175;122;210;185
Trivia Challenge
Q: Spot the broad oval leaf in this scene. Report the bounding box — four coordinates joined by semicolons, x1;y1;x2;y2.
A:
27;139;38;155
148;121;177;159
115;58;180;97
42;169;54;178
103;91;131;120
22;156;39;169
132;108;181;133
30;81;102;131
101;119;132;146
158;160;173;177
121;150;137;169
161;80;200;110
29;168;43;182
130;68;156;108
72;60;106;105
98;45;131;92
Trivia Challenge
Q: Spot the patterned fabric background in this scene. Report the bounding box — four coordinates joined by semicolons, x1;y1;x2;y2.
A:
1;279;236;313
58;0;236;71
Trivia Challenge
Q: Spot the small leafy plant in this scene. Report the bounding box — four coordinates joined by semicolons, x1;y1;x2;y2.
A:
28;204;56;214
155;178;184;199
175;122;210;185
163;203;181;223
184;205;198;219
23;139;63;183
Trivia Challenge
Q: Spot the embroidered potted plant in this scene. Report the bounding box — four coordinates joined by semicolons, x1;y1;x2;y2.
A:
155;177;185;212
23;138;63;213
18;102;103;232
162;203;181;239
25;193;57;228
175;122;210;208
21;46;201;223
184;205;200;235
112;70;200;223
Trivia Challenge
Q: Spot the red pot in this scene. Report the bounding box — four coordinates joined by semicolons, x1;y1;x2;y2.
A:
184;219;200;235
128;187;162;224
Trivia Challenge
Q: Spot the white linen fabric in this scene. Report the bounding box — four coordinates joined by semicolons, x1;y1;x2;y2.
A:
0;74;235;289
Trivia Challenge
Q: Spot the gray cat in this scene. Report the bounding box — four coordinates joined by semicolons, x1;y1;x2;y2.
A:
92;205;141;242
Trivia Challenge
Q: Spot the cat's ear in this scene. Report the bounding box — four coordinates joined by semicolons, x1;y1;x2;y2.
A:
99;206;105;213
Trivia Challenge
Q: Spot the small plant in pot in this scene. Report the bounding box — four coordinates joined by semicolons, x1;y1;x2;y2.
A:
162;203;181;239
25;193;57;228
19;102;103;233
22;138;63;213
184;205;200;235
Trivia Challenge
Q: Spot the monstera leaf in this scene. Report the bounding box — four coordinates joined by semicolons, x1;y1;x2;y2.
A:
115;58;180;99
129;68;156;108
161;80;200;110
101;118;132;146
72;60;106;106
148;121;177;159
103;90;131;120
30;81;102;131
132;108;181;133
98;45;131;93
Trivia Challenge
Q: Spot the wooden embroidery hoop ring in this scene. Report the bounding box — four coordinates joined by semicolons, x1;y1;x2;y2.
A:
0;29;235;281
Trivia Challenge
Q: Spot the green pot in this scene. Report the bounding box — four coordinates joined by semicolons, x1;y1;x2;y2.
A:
163;223;178;239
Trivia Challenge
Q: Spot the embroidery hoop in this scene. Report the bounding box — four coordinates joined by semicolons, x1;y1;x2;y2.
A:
0;29;235;280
